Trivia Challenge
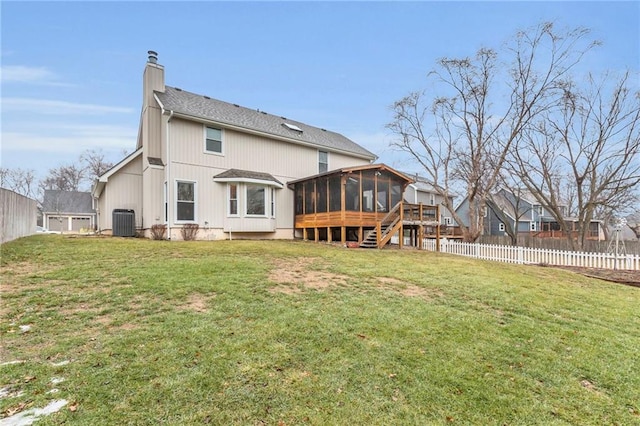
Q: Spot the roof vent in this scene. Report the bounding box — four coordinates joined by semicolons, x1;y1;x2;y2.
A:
261;111;267;115
233;104;240;107
282;123;303;133
147;50;158;64
204;96;210;99
175;88;182;91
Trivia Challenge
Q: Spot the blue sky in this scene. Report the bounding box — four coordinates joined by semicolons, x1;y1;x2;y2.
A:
2;1;638;183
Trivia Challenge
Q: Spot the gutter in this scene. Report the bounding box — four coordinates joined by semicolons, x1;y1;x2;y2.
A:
165;108;174;239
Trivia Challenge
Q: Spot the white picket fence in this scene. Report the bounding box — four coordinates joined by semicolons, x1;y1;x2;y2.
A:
419;239;640;271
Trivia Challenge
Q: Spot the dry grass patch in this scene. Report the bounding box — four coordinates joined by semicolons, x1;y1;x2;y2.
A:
375;277;442;301
269;257;349;294
177;293;214;313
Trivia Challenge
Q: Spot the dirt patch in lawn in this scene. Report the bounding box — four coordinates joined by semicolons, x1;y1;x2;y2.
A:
552;266;640;288
268;258;440;300
376;277;442;301
178;293;213;313
268;257;349;294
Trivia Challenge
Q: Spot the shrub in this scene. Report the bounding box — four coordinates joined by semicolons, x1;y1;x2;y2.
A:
150;224;167;240
181;223;199;241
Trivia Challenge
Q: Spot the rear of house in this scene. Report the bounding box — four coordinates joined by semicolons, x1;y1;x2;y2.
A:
93;52;376;240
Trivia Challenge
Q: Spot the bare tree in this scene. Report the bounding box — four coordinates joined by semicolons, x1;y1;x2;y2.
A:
387;22;598;242
0;167;38;199
80;149;114;182
40;164;86;192
509;71;640;250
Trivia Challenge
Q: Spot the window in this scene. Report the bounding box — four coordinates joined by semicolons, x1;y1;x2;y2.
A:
346;176;360;211
444;217;452;226
319;151;328;173
205;127;222;154
246;185;266;216
228;184;238;216
530;222;537;231
316;178;327;213
499;222;505;232
271;188;276;217
164;181;168;222
176;181;195;221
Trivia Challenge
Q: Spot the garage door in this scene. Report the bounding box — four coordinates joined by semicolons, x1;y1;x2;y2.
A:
48;217;65;232
72;217;91;232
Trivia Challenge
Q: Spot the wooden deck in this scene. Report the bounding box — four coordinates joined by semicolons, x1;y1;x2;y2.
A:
295;201;441;249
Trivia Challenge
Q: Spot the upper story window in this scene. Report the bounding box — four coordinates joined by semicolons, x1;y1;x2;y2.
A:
176;180;196;222
205;126;223;154
319;151;328;173
499;222;505;232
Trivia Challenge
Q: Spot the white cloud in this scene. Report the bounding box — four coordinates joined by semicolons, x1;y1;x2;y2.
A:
2;98;135;115
2;124;136;154
0;65;70;86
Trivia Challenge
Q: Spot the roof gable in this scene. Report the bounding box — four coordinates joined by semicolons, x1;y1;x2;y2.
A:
155;86;376;160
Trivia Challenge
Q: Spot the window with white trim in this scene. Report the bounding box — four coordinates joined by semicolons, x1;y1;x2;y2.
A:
176;180;196;221
205;126;223;154
319;151;328;173
444;217;452;226
499;222;505;232
530;222;537;231
271;188;276;217
228;184;238;216
246;185;266;216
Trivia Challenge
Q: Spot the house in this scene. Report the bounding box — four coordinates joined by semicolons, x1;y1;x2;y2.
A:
455;188;604;240
93;51;380;240
42;190;96;233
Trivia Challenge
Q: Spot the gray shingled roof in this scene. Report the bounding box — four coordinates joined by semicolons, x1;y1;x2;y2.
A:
213;169;282;186
42;190;94;214
155;86;376;160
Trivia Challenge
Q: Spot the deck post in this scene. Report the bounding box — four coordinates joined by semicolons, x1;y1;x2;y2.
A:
341;226;346;244
327;227;332;243
418;225;424;250
436;204;441;252
303;228;308;241
315;228;319;242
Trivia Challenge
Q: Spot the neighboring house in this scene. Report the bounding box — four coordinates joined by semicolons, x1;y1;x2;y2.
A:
93;51;377;240
42;190;96;233
455;188;604;240
403;174;455;225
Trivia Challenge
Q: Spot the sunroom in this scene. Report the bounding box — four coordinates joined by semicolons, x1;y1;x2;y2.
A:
288;164;441;248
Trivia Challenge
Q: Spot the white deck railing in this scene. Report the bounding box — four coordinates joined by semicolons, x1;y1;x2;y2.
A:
417;239;640;271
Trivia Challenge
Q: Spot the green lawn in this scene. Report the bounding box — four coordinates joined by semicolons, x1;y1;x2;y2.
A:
1;235;639;425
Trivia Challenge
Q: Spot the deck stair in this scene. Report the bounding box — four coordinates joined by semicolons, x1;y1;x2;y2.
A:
360;202;440;249
360;203;403;248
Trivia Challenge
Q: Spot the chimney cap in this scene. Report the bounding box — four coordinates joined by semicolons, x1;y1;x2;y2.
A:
147;50;158;64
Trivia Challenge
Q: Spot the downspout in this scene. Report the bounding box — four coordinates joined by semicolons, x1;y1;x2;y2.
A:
165;109;174;240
